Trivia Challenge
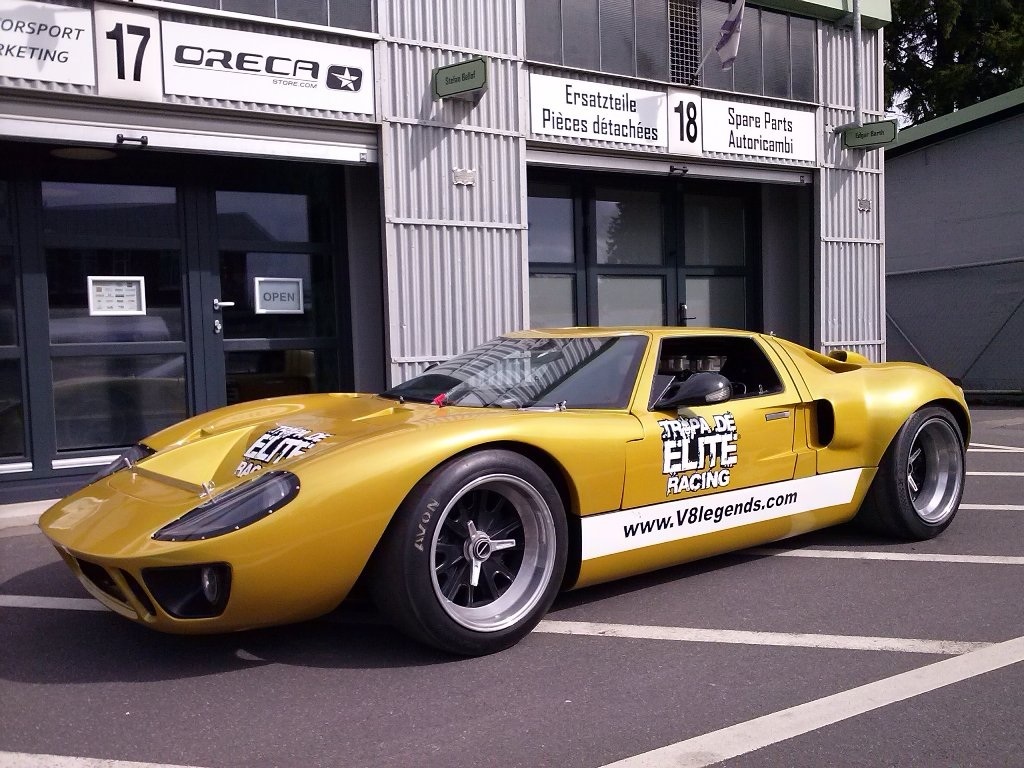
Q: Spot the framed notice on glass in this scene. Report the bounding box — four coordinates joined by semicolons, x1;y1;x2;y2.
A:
254;277;304;315
87;276;147;316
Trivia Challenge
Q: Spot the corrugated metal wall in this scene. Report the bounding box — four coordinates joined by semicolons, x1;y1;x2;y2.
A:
377;2;891;379
378;1;526;382
817;23;887;361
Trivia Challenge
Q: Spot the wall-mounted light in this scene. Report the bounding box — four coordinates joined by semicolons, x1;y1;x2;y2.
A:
669;164;689;175
49;147;117;161
116;134;149;146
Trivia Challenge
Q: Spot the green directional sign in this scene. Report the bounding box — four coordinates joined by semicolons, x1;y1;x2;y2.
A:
842;119;899;149
432;57;488;101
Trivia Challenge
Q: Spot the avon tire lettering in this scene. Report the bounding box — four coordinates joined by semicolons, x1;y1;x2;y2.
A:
414;500;439;551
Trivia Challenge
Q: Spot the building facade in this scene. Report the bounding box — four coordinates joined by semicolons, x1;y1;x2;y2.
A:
885;86;1024;399
0;0;890;501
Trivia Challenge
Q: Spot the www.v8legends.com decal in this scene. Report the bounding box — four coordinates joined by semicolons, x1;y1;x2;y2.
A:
235;425;332;477
658;412;738;495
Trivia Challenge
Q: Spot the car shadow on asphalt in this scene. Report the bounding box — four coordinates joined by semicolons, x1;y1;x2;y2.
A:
1;561;463;684
547;521;903;612
0;521;919;683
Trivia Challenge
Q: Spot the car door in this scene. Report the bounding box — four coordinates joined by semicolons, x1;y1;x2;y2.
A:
576;334;811;584
622;334;803;508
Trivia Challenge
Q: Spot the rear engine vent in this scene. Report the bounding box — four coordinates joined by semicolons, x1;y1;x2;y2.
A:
814;400;835;447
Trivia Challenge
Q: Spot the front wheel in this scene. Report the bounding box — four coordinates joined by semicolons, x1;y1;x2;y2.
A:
370;450;567;655
856;407;966;540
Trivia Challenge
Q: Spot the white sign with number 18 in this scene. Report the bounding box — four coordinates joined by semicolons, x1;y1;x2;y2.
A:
667;88;704;157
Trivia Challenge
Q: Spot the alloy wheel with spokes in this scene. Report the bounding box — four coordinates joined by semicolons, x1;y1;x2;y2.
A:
430;474;557;632
906;417;964;524
370;449;567;655
855;406;966;541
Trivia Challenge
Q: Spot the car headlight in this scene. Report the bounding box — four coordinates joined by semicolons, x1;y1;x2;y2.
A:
152;471;300;542
91;444;155;483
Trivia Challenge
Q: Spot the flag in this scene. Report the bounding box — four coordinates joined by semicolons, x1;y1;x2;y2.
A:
715;0;745;71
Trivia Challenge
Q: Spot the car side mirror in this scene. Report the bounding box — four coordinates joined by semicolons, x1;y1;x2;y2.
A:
654;372;733;410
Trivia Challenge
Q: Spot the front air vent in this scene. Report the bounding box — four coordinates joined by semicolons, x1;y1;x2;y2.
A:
76;558;128;604
121;570;157;617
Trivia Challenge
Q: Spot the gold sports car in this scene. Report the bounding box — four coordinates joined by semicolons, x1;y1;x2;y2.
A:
40;328;969;656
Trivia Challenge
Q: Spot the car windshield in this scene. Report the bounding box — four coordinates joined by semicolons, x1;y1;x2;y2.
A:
381;335;648;409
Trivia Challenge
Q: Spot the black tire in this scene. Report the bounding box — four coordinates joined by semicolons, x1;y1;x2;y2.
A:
856;407;966;540
369;449;567;656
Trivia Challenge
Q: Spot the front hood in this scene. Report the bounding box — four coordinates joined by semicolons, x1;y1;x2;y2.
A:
41;393;440;553
130;393;437;492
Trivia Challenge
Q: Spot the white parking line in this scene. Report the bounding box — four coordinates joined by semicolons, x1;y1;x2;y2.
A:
0;753;206;768
748;547;1024;565
3;596;989;655
600;633;1024;768
969;442;1024;453
536;620;988;655
960;503;1024;511
0;595;105;611
967;471;1024;476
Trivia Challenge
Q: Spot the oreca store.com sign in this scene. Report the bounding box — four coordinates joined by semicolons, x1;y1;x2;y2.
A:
161;22;373;113
529;73;667;149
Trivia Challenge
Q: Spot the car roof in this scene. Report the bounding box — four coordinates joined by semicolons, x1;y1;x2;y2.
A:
503;327;762;341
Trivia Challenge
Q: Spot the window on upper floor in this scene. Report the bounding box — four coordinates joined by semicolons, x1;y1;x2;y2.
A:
527;0;817;103
172;0;374;32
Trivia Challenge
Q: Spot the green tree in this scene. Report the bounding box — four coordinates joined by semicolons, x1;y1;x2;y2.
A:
885;0;1024;123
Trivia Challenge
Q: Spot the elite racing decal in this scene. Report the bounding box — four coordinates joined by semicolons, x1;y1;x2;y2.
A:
234;425;332;477
659;412;738;495
580;469;864;561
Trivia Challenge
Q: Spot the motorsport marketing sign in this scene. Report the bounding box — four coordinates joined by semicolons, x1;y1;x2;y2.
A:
0;0;95;85
529;72;667;148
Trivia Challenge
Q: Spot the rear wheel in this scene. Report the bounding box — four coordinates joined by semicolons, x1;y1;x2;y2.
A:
370;450;567;655
856;407;965;540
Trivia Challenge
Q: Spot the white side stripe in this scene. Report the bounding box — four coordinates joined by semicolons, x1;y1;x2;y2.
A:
599;634;1024;768
967;471;1024;477
748;547;1024;565
536;620;988;655
581;469;863;561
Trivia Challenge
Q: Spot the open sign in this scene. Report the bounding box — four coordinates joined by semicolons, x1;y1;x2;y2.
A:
254;277;304;314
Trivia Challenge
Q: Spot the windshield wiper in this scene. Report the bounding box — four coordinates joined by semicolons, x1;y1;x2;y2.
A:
518;400;568;412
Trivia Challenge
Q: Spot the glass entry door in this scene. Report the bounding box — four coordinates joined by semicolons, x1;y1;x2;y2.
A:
527;172;759;331
203;187;338;407
4;148;345;478
42;180;190;452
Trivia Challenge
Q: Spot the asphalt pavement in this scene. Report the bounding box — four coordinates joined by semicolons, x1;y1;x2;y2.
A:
1;406;1022;768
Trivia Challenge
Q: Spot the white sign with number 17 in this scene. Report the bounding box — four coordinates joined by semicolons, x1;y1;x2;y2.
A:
94;3;163;102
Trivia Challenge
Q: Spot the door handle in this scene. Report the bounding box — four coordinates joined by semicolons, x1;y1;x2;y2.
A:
213;298;235;311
